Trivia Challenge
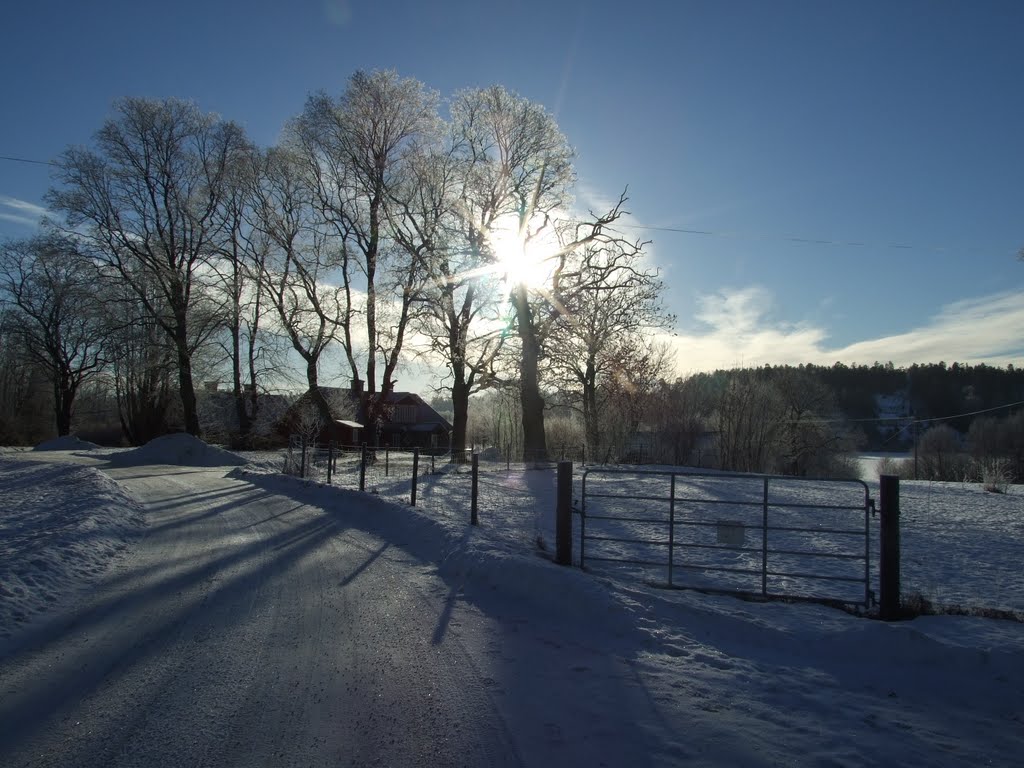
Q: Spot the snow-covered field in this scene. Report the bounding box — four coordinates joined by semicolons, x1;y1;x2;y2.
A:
2;438;1023;765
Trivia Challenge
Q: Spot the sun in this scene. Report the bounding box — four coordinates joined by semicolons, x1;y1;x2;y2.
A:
487;219;560;291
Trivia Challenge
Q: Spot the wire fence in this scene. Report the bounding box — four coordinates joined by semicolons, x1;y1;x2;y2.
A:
275;439;1024;617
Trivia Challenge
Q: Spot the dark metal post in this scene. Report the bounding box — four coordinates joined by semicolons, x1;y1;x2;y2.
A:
668;474;676;586
327;441;334;484
556;461;573;565
431;454;435;474
411;448;419;506
880;475;902;620
359;442;367;492
471;452;480;525
762;477;769;597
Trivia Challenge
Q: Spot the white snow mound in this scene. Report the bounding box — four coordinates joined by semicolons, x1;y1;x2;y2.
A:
33;435;101;452
107;433;247;468
0;458;144;639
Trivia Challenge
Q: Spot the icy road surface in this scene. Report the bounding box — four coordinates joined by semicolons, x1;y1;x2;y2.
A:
0;461;622;767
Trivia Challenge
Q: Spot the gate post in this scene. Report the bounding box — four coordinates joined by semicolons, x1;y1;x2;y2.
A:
359;442;367;492
556;461;573;565
411;448;419;506
880;475;901;620
471;452;480;525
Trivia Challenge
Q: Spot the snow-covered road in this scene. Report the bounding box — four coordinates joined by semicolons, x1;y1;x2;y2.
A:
0;462;536;767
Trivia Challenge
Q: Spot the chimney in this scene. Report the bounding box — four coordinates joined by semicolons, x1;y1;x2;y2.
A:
351;378;364;395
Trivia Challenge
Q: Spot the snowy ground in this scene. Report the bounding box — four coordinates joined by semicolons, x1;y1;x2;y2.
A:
1;439;1023;765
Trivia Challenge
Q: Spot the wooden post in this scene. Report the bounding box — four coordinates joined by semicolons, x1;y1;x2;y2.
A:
556;461;572;565
880;474;901;620
327;441;334;484
471;452;480;525
411;448;419;506
385;448;389;477
359;442;367;492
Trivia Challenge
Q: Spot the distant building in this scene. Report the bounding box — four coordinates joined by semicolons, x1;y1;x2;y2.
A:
279;380;452;451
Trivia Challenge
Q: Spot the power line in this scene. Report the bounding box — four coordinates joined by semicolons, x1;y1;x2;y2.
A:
802;398;1024;426
616;222;1009;256
0;152;1016;257
0;155;58;167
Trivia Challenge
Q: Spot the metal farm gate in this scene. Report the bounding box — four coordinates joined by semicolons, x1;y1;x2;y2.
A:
580;468;875;607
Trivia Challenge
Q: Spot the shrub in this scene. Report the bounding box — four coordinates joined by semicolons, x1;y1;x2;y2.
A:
979;457;1012;494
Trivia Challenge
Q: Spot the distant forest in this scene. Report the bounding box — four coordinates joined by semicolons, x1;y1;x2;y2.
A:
715;361;1023;449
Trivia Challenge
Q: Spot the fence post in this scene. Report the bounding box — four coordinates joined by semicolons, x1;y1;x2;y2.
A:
761;477;769;597
385;448;389;477
327;441;334;484
471;452;480;525
556;461;573;565
880;474;901;620
411;447;419;506
300;435;307;479
668;474;676;587
359;442;367;492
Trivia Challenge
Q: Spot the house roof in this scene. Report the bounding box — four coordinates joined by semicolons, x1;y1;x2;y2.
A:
298;386;452;432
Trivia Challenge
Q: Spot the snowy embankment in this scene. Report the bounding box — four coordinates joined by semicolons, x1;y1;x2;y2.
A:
1;433;245;643
0;457;143;640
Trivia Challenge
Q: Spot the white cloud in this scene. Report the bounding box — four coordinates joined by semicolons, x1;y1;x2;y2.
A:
667;286;1024;373
0;196;47;228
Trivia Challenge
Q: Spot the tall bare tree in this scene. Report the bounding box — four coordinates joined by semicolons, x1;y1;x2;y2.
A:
288;70;439;401
546;239;673;456
250;146;344;424
0;233;109;436
47;97;250;436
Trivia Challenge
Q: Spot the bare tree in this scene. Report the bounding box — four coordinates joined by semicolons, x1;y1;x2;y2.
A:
0;324;51;444
207;143;285;444
393;121;510;455
546;239;673;456
715;372;785;473
288;70;439;403
46;97;250;436
250;146;344;424
0;233;109;436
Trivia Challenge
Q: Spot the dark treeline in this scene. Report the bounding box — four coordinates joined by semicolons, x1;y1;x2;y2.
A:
719;361;1024;448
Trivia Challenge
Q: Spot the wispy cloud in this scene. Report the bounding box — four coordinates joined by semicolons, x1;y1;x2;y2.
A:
667;286;1024;373
0;196;47;228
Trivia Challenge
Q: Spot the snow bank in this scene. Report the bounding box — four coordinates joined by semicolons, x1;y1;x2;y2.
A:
107;433;247;468
0;458;144;640
33;435;100;452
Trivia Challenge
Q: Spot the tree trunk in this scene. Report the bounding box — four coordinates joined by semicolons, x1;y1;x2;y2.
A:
451;375;469;458
175;335;201;438
582;359;600;456
305;358;334;425
513;285;547;462
230;324;252;443
54;377;74;437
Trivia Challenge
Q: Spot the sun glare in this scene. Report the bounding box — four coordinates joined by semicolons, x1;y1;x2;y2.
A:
487;220;559;291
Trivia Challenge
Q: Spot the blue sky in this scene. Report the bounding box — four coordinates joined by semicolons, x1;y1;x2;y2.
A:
2;0;1022;376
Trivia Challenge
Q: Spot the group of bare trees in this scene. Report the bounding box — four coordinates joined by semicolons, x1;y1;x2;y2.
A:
0;72;670;453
